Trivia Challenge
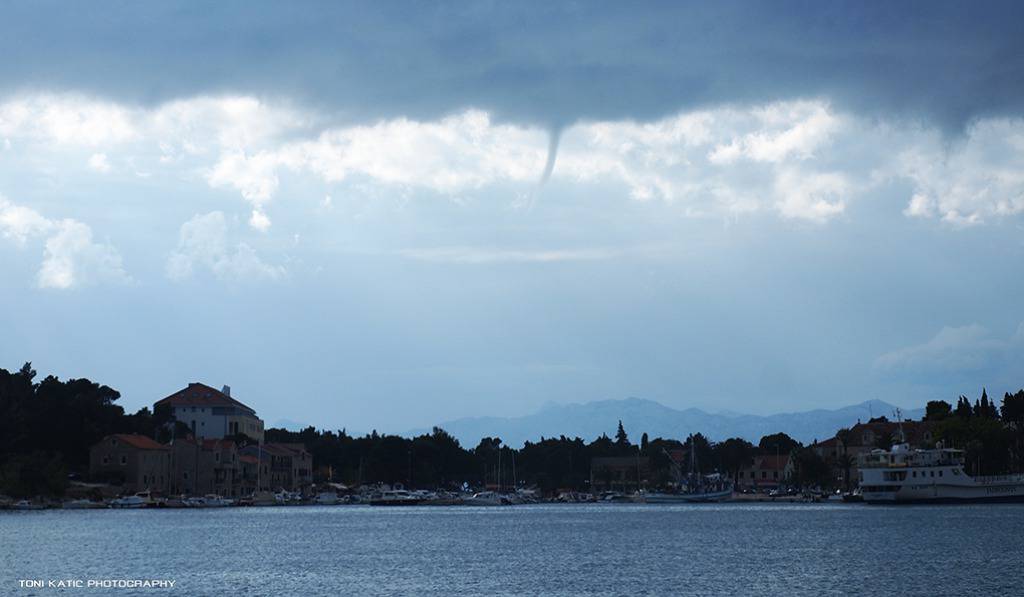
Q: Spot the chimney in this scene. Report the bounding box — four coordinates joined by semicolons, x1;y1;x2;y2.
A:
222;385;231;397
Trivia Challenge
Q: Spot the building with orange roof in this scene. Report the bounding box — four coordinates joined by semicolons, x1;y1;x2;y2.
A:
89;434;172;494
155;382;265;442
736;454;793;490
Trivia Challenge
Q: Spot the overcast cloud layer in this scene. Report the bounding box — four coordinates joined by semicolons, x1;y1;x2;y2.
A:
1;3;1022;435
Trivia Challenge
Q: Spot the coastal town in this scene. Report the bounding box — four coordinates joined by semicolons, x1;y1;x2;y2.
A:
2;364;1024;509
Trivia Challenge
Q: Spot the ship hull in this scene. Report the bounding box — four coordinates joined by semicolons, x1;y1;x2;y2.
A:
643;489;733;503
863;480;1024;504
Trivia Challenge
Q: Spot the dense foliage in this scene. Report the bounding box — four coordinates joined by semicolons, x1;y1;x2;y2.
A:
0;363;175;497
264;425;764;492
4;362;1024;496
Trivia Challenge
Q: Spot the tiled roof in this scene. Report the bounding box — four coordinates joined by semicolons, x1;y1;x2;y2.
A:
155;382;256;414
111;434;169;451
240;443;309;458
201;439;238;451
753;455;790;470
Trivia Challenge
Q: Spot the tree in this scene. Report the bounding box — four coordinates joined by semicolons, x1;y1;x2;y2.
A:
684;433;714;474
758;432;800;455
955;396;973;418
614;420;629;449
640;432;649;454
715;437;754;483
925;400;952;421
791;447;830;490
1002;390;1024;426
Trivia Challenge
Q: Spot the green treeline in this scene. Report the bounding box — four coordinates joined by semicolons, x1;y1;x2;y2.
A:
3;362;1023;496
0;363;180;497
923;389;1024;475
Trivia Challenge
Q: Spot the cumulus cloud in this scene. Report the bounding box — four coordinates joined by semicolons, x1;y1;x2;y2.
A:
0;195;130;288
2;93;1024;228
875;323;1024;373
894;119;1024;227
37;219;130;289
88;152;111;173
166;211;284;282
0;196;52;244
0;94;137;146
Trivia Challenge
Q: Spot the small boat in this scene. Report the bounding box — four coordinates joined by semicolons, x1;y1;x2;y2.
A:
642;487;734;503
63;499;107;510
184;494;233;508
315;491;340;505
462;491;507;506
162;495;188;508
369;490;423;506
248;490;279;506
111;491;159;508
12;499;47;510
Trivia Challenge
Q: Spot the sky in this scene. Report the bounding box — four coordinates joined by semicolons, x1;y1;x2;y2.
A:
1;2;1023;434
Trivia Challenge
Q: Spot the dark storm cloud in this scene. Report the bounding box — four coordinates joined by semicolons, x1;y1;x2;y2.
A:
1;1;1022;130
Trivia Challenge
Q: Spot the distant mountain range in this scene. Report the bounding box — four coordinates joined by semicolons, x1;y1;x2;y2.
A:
408;398;924;448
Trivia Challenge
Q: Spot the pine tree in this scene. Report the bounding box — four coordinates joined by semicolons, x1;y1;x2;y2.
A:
615;420;629;447
955;396;973;418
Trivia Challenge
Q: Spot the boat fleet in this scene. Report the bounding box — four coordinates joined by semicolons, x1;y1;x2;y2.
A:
8;417;1024;508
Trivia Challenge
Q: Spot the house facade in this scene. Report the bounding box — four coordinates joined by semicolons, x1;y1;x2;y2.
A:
736;454;793;490
240;443;313;491
156;382;265;442
170;438;243;497
89;434;172;493
590;456;650;492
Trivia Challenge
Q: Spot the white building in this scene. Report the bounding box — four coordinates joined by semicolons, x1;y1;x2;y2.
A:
155;382;265;442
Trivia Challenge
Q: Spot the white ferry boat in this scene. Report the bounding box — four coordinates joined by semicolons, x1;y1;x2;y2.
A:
859;443;1024;504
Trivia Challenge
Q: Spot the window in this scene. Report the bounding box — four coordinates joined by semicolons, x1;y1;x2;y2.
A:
120;456;127;466
102;456;109;465
111;439;117;447
912;471;917;478
938;470;943;477
183;472;189;480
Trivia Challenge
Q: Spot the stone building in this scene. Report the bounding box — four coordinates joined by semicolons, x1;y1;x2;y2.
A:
89;434;172;493
155;382;265;442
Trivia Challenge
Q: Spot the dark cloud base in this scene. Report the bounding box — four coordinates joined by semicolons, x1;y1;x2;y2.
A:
2;1;1022;130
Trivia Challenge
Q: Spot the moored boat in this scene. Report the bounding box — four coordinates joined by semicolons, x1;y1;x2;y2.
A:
859;443;1024;504
63;499;107;509
111;491;160;508
461;491;506;506
369;489;422;506
315;491;340;505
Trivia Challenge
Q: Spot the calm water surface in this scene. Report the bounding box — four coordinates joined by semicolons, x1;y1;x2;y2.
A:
2;503;1021;596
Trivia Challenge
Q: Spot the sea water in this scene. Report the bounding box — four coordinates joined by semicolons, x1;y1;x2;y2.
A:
1;503;1020;596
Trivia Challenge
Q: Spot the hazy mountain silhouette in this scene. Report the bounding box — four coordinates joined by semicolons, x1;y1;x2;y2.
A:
411;398;924;448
